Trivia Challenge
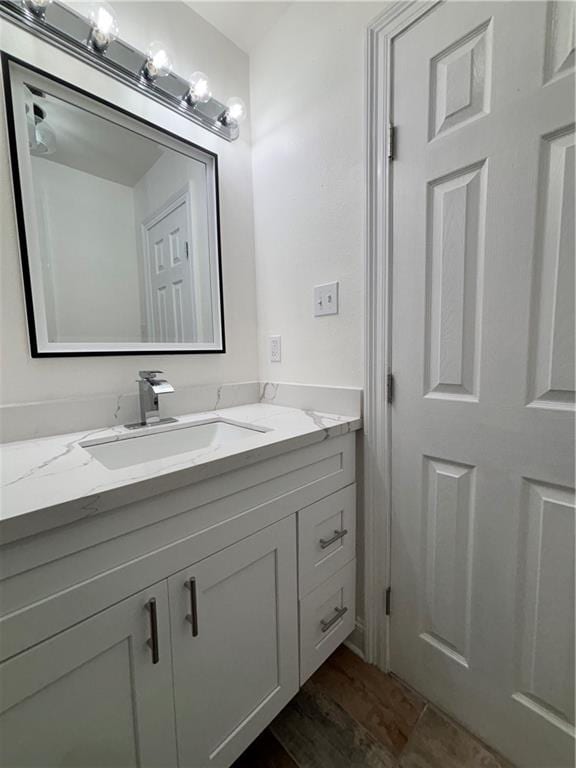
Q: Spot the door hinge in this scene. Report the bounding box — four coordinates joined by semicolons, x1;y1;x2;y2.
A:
387;122;396;161
385;586;392;616
387;372;394;405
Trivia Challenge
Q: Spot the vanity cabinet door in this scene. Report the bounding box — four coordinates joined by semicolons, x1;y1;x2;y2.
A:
0;583;177;768
169;515;299;768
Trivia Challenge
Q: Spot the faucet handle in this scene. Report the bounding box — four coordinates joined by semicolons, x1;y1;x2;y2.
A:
139;370;164;381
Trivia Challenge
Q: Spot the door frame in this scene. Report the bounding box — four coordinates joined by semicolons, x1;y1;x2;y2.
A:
363;0;442;669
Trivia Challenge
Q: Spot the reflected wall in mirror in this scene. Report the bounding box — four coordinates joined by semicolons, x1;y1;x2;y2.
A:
3;55;225;355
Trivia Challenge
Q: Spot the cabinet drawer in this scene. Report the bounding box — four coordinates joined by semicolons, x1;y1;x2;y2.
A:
298;485;356;597
299;559;355;685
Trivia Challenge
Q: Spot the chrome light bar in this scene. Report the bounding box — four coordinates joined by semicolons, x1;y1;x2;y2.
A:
0;0;240;141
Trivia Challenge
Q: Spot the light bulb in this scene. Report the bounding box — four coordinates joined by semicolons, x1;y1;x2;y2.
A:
143;41;173;81
34;121;56;156
220;96;247;127
27;103;56;156
87;3;119;53
187;72;212;104
22;0;53;17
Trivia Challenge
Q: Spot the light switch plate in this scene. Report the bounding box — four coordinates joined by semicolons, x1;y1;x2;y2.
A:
314;282;339;317
269;335;281;362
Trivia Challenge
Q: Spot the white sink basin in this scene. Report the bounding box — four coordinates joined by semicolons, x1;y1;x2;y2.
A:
81;419;267;470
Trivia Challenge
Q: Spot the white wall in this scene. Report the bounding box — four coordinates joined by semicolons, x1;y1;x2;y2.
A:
250;2;383;387
0;1;380;407
32;157;142;343
249;5;383;641
0;1;258;405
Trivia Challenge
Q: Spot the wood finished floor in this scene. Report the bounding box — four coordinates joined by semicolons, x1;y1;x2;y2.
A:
232;646;514;768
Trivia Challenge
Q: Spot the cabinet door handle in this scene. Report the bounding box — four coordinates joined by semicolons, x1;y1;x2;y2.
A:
146;597;160;664
319;528;348;549
320;605;348;633
185;578;199;637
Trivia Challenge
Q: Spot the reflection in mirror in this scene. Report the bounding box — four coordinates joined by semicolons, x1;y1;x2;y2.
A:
4;57;224;355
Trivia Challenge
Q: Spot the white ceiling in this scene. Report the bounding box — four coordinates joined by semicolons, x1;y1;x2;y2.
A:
186;2;291;54
30;90;164;186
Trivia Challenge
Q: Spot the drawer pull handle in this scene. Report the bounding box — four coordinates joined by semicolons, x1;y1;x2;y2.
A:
146;598;160;664
319;529;348;549
320;606;348;633
185;578;199;637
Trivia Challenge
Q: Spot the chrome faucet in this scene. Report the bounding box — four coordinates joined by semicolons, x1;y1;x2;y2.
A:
126;370;176;429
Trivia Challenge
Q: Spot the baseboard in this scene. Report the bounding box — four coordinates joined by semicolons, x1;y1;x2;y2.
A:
344;618;365;660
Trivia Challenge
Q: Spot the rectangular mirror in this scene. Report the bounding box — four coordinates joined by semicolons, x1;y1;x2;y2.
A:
3;55;225;356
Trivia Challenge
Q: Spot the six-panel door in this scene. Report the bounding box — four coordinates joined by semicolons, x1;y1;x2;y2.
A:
169;515;299;768
0;582;177;768
390;2;575;766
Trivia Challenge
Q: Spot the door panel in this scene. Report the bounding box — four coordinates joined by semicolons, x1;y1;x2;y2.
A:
0;583;177;768
528;127;575;406
145;196;196;343
390;3;575;767
424;161;486;400
169;516;299;768
543;0;576;84
429;19;492;140
515;480;575;726
420;457;475;667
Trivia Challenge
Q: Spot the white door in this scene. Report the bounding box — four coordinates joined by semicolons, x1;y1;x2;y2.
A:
0;583;177;767
169;516;299;768
145;197;196;342
390;3;575;767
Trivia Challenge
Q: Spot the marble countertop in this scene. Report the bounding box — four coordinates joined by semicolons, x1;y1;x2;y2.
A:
0;403;361;543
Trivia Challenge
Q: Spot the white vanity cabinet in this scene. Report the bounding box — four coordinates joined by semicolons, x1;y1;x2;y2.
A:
169;516;298;767
0;583;178;768
0;432;358;768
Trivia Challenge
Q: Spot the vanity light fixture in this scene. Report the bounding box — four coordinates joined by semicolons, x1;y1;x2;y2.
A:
219;97;247;127
1;0;242;141
86;3;119;54
142;41;173;82
21;0;52;18
186;71;212;106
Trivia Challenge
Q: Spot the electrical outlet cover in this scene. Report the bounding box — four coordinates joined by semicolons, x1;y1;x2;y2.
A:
269;335;281;362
